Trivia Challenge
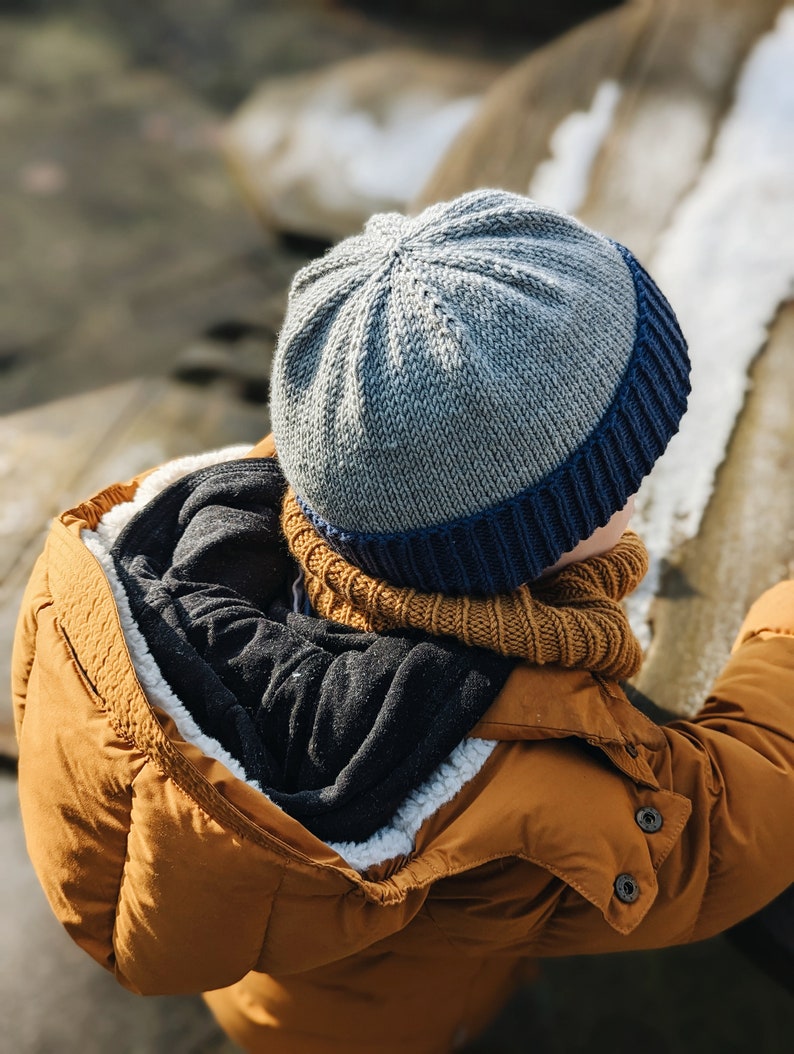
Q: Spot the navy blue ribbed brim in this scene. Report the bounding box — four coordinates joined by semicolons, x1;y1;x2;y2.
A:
298;245;690;595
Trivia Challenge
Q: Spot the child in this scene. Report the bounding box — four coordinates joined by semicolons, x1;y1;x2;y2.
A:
13;190;794;1053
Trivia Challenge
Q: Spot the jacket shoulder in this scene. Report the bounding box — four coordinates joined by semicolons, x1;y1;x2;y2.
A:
424;608;794;955
12;473;429;993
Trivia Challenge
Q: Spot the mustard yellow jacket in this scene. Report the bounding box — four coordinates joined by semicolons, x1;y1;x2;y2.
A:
12;439;794;1053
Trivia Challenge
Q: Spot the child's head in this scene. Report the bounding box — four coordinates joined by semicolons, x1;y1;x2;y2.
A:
271;189;689;595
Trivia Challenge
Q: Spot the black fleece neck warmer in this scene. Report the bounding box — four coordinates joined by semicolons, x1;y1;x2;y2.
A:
110;458;513;844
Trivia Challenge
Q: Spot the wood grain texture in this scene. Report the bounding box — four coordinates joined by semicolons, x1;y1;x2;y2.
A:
416;0;784;261
414;0;649;209
579;0;785;258
635;298;794;715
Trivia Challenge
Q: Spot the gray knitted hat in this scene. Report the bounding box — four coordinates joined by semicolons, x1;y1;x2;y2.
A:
271;189;689;595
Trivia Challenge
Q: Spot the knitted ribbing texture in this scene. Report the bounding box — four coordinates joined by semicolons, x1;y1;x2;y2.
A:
282;491;648;681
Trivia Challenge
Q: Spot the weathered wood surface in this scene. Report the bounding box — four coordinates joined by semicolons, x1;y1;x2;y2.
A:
417;0;784;259
0;379;266;758
640;299;794;714
416;0;648;211
578;0;784;256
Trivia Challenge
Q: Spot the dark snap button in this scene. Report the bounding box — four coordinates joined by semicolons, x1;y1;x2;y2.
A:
624;743;639;758
614;873;640;903
635;806;663;833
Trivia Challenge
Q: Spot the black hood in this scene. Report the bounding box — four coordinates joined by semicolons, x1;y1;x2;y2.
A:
110;457;513;844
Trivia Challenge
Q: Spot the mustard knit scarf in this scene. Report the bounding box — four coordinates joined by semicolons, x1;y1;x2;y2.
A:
282;492;647;681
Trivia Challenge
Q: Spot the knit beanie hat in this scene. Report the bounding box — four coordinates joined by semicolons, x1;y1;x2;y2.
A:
271;189;690;596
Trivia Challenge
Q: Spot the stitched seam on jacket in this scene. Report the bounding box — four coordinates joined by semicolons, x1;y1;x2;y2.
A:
648;791;692;876
13;582;53;721
258;863;288;962
685;735;728;943
687;806;715;944
58;625;149;973
60;621;137;750
418;903;468;952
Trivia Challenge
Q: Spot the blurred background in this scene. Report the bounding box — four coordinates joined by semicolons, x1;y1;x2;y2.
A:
2;1;793;1051
1;0;623;418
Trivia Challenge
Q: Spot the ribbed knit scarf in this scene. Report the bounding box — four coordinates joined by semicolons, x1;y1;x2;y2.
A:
282;490;648;681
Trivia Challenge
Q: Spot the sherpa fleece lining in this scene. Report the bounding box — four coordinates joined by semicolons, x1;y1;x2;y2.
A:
81;447;496;872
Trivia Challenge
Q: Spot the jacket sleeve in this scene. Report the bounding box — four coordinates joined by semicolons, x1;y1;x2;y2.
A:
13;506;287;996
584;580;794;952
677;580;794;941
508;581;794;957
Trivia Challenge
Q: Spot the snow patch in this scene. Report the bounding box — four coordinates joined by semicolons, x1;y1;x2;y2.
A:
528;80;621;214
344;93;482;204
628;7;794;637
252;85;481;219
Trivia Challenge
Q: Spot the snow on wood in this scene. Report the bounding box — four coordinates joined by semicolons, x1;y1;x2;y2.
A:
224;51;500;240
527;79;621;214
628;6;794;638
270;89;482;210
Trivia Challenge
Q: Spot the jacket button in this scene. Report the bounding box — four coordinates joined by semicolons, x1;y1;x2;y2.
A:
635;806;663;833
625;743;639;758
614;873;640;903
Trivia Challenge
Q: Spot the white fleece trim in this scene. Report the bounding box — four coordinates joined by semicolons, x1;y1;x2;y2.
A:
329;737;497;872
83;447;258;791
81;446;496;872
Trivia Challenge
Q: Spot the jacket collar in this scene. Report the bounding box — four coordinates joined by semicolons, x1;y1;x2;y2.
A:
252;433;662;787
471;663;667;789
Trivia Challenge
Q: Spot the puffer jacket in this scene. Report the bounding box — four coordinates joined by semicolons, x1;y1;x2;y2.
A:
12;436;794;1053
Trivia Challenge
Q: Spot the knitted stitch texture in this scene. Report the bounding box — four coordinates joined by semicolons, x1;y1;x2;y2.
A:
282;490;647;681
271;189;690;595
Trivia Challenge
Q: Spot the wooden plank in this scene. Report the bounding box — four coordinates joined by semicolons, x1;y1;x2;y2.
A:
416;0;784;260
0;378;267;759
579;0;785;258
636;298;794;715
0;383;146;585
415;0;650;209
